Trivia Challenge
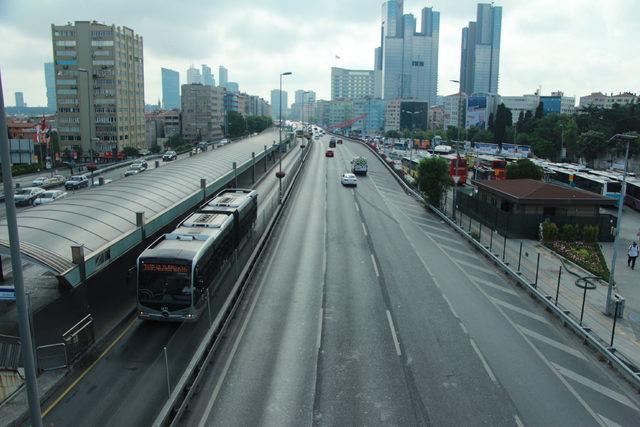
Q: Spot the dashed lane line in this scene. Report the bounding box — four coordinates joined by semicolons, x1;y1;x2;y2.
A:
489;297;550;324
386;310;402;356
470;338;498;384
371;253;380;277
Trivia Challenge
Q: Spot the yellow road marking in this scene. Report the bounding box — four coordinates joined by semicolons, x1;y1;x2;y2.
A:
42;317;137;417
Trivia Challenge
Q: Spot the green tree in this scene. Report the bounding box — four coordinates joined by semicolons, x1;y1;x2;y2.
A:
150;142;161;154
385;130;401;138
122;146;140;157
402;128;411;138
227;111;247;138
417;157;451;206
446;126;459;142
471;129;494;143
576;130;607;164
488;112;495;133
516;110;525;132
506;159;544;180
535;102;544;119
166;134;186;148
494;103;512;148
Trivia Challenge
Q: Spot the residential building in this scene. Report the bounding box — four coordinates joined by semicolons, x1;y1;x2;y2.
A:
186;65;202;84
579;92;638;109
442;92;468;129
385;99;401;132
460;3;502;95
226;82;239;93
466;93;500;129
161;67;180;109
331;67;375;100
271;89;288;122
181;83;225;142
247;95;271;117
158;109;180;137
44;62;56;111
539;91;575;115
145;112;165;148
428;105;444;130
500;94;538;124
376;1;440;106
237;92;248;116
52;20;145;153
384;100;428;132
224;91;239;113
291;90;316;121
15;92;25;108
352;98;386;134
218;65;228;88
202;64;215;86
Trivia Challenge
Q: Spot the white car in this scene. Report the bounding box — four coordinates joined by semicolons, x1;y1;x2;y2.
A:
14;187;46;206
32;176;49;187
33;190;67;205
341;173;358;187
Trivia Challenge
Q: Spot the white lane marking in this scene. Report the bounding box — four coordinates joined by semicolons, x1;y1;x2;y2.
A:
597;413;623;427
517;325;587;361
489;297;550;324
470;338;497;384
317;308;323;349
351;188;355;196
354;201;360;212
459;322;468;335
552;363;640;411
404;212;440;224
386;310;402;356
454;258;500;276
361;222;368;236
473;277;519;296
417;221;456;236
371;253;380;277
437;243;474;257
514;414;525;427
441;293;460;319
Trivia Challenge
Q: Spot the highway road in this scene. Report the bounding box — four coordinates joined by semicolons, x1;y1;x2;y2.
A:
184;135;640;426
40;131;299;426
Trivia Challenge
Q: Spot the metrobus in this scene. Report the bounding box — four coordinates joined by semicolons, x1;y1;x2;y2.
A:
439;153;468;185
136;189;258;321
548;165;576;186
572;172;622;205
624;179;640;210
401;156;421;179
475;155;507;180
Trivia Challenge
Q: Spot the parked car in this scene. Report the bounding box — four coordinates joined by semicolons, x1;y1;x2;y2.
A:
43;175;66;188
32;176;49;187
162;151;177;161
33;190;67;206
219;138;229;145
14;187;45;206
132;160;148;170
65;175;89;190
191;147;201;155
341;173;358;187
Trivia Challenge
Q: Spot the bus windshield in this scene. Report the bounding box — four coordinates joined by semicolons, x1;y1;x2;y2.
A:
138;262;192;308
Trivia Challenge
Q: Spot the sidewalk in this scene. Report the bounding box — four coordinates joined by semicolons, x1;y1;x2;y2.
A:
444;188;640;371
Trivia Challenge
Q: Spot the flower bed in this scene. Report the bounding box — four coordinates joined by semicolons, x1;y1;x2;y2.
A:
545;241;610;281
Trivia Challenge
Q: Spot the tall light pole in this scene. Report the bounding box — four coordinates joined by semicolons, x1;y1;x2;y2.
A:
278;72;292;203
605;133;639;316
402;109;420;164
0;71;43;427
559;123;565;161
450;79;464;220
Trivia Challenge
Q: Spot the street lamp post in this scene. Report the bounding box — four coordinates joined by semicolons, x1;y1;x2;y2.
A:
278;72;292;203
402;110;420;164
605;133;639;316
450;79;464;220
560;123;565;161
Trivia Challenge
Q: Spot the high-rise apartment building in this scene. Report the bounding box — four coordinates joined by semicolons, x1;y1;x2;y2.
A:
202;64;215;86
270;89;288;121
579;92;638;109
331;67;375;100
15;92;25;108
161;68;180;109
181;84;225;142
226;82;239;93
218;66;228;88
442;92;468;129
375;1;439;106
44;62;56;111
460;3;502;95
186;65;202;84
52;21;145;152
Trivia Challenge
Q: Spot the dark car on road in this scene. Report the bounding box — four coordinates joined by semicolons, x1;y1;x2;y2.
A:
162;151;177;161
65;175;89;190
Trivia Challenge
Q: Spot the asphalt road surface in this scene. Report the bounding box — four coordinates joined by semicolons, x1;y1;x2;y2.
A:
185;135;640;426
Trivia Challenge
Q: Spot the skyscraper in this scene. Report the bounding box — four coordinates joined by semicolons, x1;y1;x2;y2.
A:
186;65;202;84
181;84;225;141
161;68;180;109
459;3;502;95
44;62;56;110
331;67;375;100
202;64;215;86
375;1;439;106
52;21;145;152
270;89;288;121
218;66;228;88
15;92;25;108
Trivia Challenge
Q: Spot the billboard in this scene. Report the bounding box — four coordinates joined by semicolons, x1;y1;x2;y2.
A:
501;144;532;158
474;142;499;155
466;96;487;129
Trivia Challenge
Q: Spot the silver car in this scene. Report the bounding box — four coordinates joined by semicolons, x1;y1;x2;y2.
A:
14;187;45;206
33;190;68;206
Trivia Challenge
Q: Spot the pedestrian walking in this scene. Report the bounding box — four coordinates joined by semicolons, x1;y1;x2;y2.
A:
628;241;639;269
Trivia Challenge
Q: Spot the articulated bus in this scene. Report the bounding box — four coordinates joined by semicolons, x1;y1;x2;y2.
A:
624;179;640;210
572;172;622;205
137;189;258;321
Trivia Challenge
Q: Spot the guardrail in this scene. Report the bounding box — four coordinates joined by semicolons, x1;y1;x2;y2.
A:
153;139;313;427
341;133;640;391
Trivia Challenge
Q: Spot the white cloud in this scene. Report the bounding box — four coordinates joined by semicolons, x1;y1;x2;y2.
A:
0;0;638;107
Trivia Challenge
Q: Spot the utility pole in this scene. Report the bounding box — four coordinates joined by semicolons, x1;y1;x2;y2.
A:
0;71;43;427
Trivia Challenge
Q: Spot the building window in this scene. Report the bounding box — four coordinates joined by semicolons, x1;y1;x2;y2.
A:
92;60;115;66
91;40;114;47
56;59;77;66
55;40;76;47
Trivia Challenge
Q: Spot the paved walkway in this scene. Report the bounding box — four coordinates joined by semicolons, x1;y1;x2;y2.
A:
444;189;640;370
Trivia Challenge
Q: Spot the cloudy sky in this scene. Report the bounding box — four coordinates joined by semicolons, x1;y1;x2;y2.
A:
0;0;638;108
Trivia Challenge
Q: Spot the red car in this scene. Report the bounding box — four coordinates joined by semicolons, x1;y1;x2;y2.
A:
325;150;334;157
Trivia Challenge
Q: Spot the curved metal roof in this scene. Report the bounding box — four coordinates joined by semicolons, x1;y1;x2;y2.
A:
0;133;278;277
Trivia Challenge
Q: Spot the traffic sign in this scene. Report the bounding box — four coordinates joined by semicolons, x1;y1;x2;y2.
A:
0;286;16;301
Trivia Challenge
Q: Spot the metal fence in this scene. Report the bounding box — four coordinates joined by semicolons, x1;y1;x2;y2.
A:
36;343;67;372
62;314;95;364
0;334;21;371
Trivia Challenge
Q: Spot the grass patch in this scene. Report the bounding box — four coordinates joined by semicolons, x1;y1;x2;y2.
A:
545;241;610;281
